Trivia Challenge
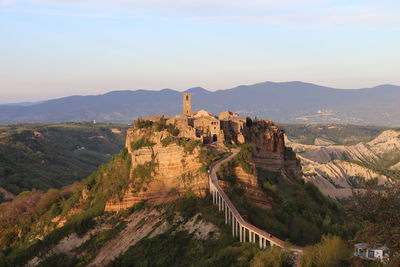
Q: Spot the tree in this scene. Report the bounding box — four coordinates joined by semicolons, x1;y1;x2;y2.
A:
301;235;352;267
250;246;294;267
349;181;400;263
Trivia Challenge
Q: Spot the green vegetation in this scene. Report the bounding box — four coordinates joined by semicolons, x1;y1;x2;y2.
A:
280;124;396;145
132;159;158;192
236;144;257;175
347;151;400;181
134;118;180;136
130;139;155;151
217;145;256;181
0;122;127;195
161;136;175;147
0;148;132;266
109;193;291;267
199;149;229;173
108;193;356;267
73;221;127;266
160;136;202;154
37;253;70;267
133;119;153;129
302;235;352;267
221;166;358;246
183;140;202;154
349;182;400;264
250;246;293;267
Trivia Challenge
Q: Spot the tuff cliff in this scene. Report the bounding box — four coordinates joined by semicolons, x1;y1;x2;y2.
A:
105;127;208;211
243;119;302;177
104;118;302;212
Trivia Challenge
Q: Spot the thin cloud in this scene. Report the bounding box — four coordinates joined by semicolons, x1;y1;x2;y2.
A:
1;0;399;25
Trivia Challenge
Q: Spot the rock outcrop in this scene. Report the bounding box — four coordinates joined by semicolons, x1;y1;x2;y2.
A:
105;117;303;212
233;166;272;209
244;120;302;177
105;128;208;211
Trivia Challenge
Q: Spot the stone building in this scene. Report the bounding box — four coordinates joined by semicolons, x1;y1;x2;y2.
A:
165;93;245;145
183;93;192;116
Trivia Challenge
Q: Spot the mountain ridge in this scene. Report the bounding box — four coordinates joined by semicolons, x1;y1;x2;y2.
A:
1;81;400;125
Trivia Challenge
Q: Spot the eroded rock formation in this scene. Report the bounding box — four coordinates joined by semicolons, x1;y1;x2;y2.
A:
105;128;208;211
244;120;302;177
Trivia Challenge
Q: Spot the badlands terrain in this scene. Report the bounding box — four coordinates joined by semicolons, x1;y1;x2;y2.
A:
287;129;400;199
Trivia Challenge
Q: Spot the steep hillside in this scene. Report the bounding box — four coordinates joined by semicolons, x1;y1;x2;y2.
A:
217;147;354;246
0;118;356;266
0;123;127;196
1;82;400;126
286;130;400;199
105;126;210;211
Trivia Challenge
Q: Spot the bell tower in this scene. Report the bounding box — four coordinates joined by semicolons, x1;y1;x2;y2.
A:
183;93;192;116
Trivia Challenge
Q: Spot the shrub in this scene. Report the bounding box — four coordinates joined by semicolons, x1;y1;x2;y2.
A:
133;119;153;129
132;160;158;192
250;246;294;267
302;235;352;267
151;119;179;136
263;181;277;192
153;119;167;131
130;139;155;151
199;150;228;173
161;136;175;147
37;253;69;267
217;160;236;184
184;140;201;154
166;125;180;136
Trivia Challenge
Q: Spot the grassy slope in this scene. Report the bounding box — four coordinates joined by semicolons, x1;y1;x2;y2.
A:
0;122;128;195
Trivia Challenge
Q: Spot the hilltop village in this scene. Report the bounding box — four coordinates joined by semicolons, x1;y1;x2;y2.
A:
103;93;301;211
142;92;283;149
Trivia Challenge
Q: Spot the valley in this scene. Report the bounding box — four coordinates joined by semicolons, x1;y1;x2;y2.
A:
0;123;127;198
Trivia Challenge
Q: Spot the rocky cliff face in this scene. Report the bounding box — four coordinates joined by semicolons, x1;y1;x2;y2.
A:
105;120;301;212
105;128;208;211
232;166;272;209
244;120;302;177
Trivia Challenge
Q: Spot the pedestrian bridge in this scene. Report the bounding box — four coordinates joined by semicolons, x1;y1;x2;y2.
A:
209;151;302;255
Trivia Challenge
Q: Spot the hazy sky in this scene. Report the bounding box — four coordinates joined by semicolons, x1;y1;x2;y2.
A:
1;0;400;103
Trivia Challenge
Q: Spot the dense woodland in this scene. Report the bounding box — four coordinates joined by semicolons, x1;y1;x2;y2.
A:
0;123;127;196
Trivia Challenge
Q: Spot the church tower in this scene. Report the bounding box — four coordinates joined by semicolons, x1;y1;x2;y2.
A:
183;93;192;116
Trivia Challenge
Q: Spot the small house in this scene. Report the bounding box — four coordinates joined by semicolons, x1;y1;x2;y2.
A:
354;243;389;263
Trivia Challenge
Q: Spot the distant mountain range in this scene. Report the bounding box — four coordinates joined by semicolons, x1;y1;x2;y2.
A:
1;81;400;126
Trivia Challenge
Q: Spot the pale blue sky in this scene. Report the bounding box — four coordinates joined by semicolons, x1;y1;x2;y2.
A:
0;0;399;103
